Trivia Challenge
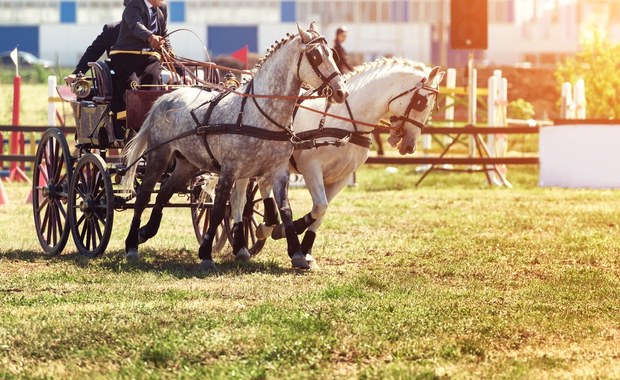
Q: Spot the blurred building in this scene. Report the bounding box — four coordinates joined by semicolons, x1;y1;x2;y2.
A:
0;0;618;68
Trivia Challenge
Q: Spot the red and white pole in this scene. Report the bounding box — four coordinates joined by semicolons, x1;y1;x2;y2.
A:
9;57;29;182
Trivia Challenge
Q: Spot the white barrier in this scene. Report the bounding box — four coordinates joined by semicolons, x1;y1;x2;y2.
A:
539;123;620;188
561;79;586;119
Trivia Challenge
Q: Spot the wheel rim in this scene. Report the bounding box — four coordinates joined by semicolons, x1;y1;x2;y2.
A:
68;153;114;257
32;129;72;255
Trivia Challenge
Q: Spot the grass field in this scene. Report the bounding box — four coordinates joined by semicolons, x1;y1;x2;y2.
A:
1;84;620;378
2;164;620;379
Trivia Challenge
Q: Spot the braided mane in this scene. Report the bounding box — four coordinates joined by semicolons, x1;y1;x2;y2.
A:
251;29;322;73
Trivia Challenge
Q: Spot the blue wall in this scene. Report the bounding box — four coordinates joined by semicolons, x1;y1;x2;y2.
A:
0;26;39;57
208;26;258;56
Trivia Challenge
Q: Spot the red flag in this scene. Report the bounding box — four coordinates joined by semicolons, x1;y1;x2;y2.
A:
231;45;248;69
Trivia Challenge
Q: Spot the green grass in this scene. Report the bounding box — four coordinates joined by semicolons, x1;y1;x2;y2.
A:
2;165;620;378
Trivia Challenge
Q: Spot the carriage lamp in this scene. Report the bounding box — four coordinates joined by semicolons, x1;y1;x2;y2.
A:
224;72;239;90
70;73;92;99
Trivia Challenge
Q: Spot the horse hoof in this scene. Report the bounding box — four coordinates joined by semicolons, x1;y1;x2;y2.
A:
271;225;286;240
305;254;320;270
256;223;273;240
200;259;217;272
291;252;310;270
125;248;140;262
235;248;251;262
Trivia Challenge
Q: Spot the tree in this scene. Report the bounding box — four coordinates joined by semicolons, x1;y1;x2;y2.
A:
555;29;620;119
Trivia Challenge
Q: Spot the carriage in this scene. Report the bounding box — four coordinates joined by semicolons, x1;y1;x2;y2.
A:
31;58;266;258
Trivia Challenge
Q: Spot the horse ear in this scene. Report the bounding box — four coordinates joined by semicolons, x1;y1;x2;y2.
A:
309;22;319;33
297;22;311;43
428;66;441;82
434;71;446;86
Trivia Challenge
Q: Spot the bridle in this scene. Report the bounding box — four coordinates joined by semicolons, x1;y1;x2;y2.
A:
387;77;440;136
296;35;340;98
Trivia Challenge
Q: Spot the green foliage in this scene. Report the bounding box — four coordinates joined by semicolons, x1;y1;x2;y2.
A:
0;65;54;84
508;98;535;120
555;29;620;119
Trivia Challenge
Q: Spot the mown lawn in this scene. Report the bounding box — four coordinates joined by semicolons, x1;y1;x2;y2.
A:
1;164;620;379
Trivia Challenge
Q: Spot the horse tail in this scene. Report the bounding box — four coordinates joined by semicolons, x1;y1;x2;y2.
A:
122;108;157;191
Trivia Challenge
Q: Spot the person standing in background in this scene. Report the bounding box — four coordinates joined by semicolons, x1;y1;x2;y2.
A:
333;26;354;74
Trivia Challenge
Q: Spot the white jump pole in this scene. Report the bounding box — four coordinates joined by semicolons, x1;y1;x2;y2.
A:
48;75;57;127
444;68;456;144
467;64;477;157
574;78;586;119
561;82;574;119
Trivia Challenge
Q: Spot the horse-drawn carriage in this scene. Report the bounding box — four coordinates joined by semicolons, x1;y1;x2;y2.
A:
32;23;441;271
31;58;263;258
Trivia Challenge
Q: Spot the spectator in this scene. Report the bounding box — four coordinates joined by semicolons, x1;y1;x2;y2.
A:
333;26;354;74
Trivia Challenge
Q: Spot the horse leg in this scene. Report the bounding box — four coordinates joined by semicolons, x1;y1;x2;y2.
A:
229;178;251;261
302;177;350;269
254;178;279;240
198;171;234;271
271;166;325;240
271;171;308;269
138;158;199;244
124;158;169;261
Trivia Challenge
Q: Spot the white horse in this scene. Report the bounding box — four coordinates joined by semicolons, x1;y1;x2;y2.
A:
121;23;348;271
228;58;444;268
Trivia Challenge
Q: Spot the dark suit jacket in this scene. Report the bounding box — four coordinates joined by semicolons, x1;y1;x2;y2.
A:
333;40;353;73
73;21;121;74
112;0;169;51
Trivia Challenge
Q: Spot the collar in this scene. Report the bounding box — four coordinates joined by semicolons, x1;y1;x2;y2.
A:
144;0;156;12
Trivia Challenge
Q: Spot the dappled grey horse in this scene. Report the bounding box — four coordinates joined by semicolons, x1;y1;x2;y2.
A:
122;23;348;271
229;58;444;268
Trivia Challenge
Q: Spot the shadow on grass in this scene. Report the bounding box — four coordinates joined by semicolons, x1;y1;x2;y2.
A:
0;248;301;279
101;248;300;278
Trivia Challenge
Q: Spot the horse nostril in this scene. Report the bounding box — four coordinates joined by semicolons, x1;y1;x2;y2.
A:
336;89;345;100
406;145;414;153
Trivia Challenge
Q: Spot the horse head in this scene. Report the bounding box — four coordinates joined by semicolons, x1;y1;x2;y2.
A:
296;22;349;104
387;65;444;155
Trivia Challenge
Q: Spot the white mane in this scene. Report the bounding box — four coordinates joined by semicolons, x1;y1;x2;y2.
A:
342;57;428;92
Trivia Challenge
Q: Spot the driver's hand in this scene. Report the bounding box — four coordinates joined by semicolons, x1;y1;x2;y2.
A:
65;74;76;85
148;34;165;50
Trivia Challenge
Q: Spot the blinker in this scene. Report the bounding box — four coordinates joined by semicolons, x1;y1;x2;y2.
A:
307;47;323;66
411;91;428;112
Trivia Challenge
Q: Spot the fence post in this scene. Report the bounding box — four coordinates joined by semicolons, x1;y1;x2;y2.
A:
444;68;456;146
9;73;29;182
561;82;574;119
467;66;477;157
574;78;586;119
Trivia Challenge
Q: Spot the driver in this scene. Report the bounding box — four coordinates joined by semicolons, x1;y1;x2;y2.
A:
109;0;172;138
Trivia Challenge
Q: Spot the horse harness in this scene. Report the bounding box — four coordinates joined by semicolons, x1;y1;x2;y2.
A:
187;34;347;171
387;76;440;132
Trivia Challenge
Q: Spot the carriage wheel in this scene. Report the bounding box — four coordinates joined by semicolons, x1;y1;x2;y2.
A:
32;128;74;255
224;179;266;256
68;153;114;258
190;175;228;255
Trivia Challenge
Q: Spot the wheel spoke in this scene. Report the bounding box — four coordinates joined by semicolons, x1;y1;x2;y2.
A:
93;216;103;243
37;197;49;213
78;213;88;242
41;202;50;242
53;198;67;219
38;163;50;184
50;204;58;246
53;203;64;245
91;218;99;250
43;142;53;180
53;150;65;184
